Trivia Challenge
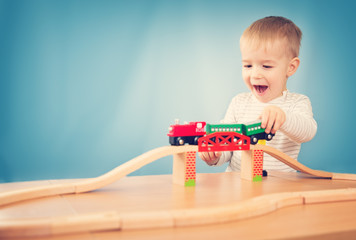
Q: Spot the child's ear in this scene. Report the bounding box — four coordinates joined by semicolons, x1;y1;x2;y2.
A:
287;57;300;77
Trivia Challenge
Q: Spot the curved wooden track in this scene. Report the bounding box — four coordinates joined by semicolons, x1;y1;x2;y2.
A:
0;145;198;207
251;145;332;178
1;144;356;238
250;144;356;180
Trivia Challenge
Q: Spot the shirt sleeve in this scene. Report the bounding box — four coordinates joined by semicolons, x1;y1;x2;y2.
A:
280;95;317;143
220;95;239;124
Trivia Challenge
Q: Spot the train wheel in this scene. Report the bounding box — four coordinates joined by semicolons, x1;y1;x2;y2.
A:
177;137;185;145
250;136;258;145
266;133;273;141
193;136;200;145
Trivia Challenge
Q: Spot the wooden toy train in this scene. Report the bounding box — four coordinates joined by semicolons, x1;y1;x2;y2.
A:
168;119;274;146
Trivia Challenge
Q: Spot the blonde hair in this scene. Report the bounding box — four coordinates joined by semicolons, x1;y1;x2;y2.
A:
241;16;302;58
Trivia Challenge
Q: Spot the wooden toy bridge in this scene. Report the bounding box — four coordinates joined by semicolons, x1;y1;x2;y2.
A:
1;143;356;237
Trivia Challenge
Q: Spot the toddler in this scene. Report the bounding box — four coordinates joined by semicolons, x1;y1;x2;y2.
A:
200;16;317;172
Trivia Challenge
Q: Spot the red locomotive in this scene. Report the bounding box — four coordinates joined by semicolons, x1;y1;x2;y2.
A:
168;119;206;146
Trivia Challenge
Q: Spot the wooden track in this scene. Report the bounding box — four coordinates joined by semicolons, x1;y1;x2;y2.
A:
1;144;355;207
1;144;356;237
0;145;198;207
250;144;356;180
250;144;332;178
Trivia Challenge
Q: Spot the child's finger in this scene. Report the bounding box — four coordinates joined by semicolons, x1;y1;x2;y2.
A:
208;152;216;161
261;110;269;129
265;111;276;134
271;119;282;134
273;112;286;133
198;152;206;161
201;152;212;162
199;152;219;165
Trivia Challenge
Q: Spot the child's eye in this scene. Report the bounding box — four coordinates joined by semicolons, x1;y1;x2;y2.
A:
263;65;273;69
243;64;252;68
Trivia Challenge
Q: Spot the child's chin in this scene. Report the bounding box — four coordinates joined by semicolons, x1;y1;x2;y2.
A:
256;96;270;103
253;92;270;103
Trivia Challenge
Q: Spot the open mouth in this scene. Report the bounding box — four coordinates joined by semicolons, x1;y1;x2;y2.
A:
254;85;268;95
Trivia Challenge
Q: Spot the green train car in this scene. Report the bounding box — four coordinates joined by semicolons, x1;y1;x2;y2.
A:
206;120;274;144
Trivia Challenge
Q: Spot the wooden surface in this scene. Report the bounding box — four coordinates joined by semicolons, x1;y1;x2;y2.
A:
1;171;356;239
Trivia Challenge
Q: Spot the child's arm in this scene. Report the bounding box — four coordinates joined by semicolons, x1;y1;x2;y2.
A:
261;95;317;143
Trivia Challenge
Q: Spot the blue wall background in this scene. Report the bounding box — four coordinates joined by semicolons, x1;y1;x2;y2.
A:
1;0;356;183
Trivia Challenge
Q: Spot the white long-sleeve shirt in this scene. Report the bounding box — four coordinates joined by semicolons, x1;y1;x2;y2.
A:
214;90;317;172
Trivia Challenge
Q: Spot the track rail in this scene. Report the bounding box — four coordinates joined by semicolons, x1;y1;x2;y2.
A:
2;144;356;207
250;145;332;178
1;144;356;208
0;146;197;207
250;144;356;180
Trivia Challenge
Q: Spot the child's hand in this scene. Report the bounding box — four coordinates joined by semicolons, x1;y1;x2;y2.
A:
199;152;222;166
260;105;286;134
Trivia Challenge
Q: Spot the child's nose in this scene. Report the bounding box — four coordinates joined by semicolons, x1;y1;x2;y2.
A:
251;67;263;79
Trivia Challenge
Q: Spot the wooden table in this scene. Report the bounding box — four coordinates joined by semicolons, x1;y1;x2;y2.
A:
1;171;356;239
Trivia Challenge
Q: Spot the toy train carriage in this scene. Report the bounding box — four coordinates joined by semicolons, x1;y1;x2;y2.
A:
207;120;274;145
168;120;274;146
168;120;206;146
206;123;244;134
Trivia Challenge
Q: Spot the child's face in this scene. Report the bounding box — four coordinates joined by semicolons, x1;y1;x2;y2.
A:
240;38;297;103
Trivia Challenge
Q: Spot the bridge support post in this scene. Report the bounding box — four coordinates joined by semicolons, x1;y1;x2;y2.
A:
172;151;196;186
241;140;265;182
